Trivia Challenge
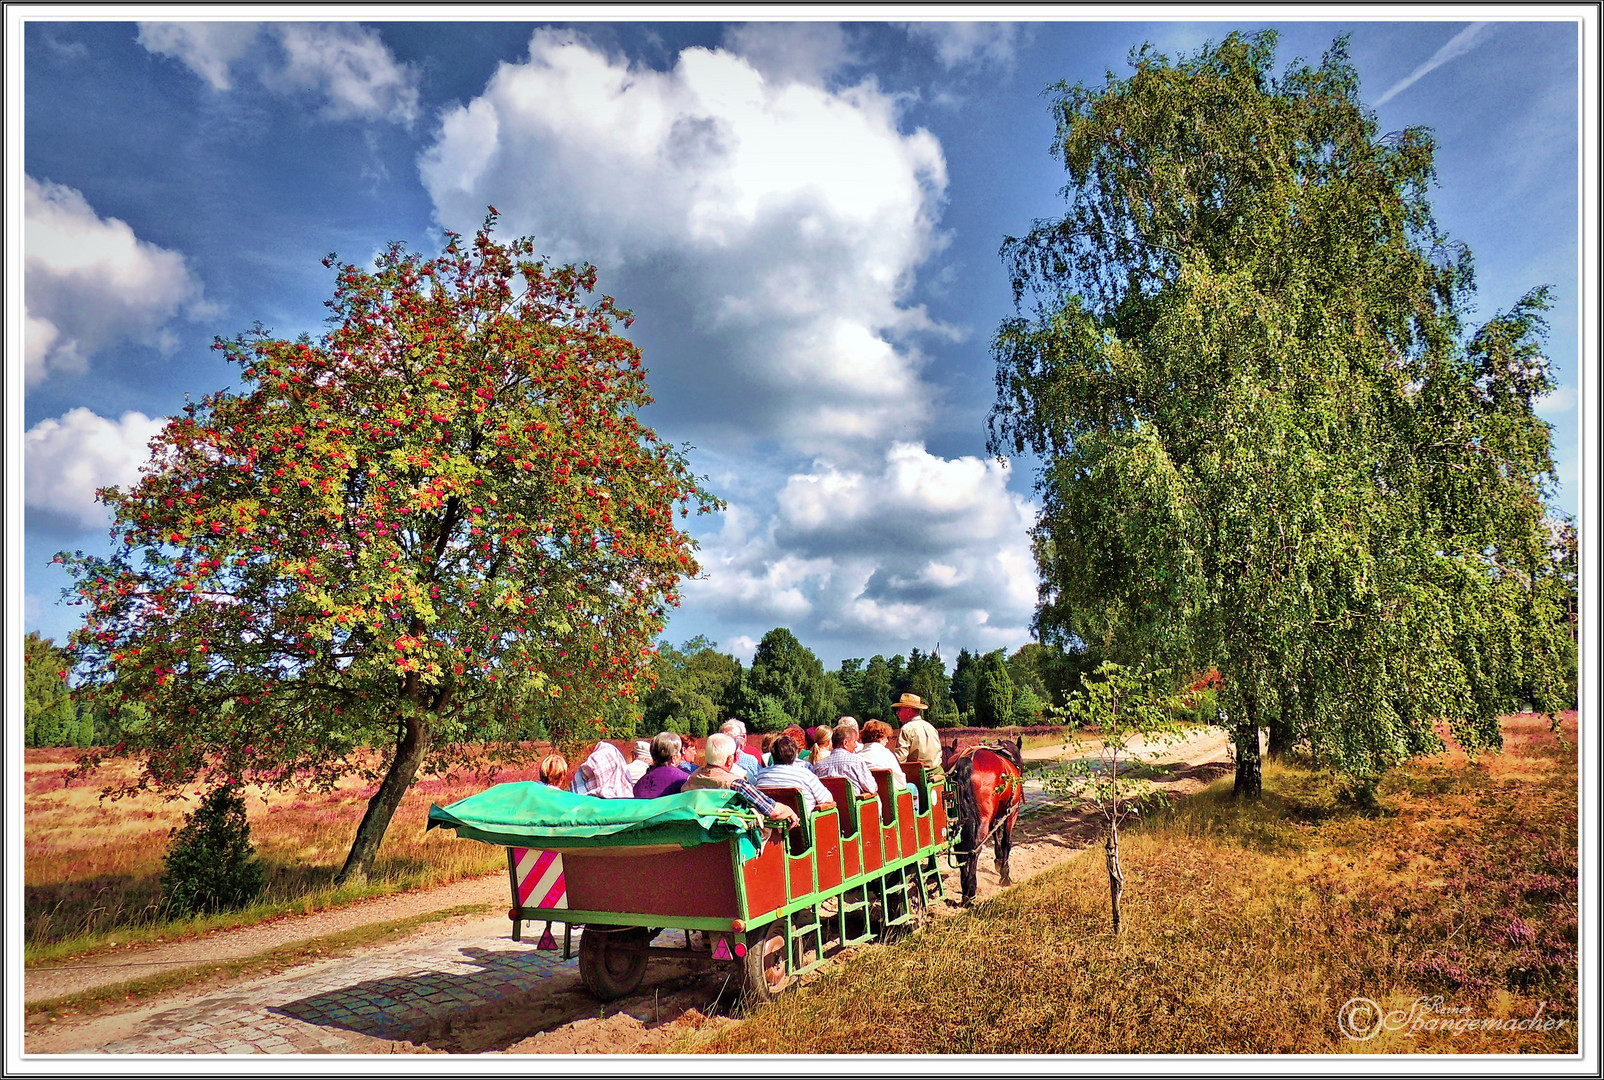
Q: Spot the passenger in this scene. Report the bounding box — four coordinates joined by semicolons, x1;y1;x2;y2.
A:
759;732;779;766
569;741;633;798
751;736;836;815
783;724;811;762
810;722;878;798
633;732;689;799
719;719;763;779
859;720;907;789
625;739;652;784
538;753;569;788
836;716;862;753
684;732;800;827
808;725;833;763
892;693;945;786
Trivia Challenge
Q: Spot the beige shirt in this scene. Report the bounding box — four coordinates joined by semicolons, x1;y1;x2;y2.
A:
895;717;945;784
683;764;739;791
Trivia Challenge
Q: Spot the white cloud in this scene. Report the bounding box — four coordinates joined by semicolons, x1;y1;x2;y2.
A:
684;443;1039;657
419;30;950;458
1376;23;1491;106
135;21;260;91
136;21;418;124
721;22;855;87
24;175;210;386
903;22;1023;71
25;409;166;533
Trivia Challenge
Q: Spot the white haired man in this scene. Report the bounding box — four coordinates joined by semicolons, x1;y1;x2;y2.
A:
685;731;800;827
719;718;763;779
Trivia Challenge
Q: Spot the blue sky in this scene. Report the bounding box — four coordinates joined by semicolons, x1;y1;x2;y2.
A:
13;11;1591;669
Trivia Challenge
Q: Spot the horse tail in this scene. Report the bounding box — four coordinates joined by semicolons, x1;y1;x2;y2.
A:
947;755;981;903
948;754;977;827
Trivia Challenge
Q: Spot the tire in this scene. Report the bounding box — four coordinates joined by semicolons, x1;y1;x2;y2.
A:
577;926;650;1001
737;922;794;1007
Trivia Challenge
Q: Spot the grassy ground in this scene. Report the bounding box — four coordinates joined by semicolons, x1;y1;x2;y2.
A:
679;712;1577;1054
23;749;543;961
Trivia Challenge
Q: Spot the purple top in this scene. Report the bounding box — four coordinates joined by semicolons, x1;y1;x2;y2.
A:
632;762;688;799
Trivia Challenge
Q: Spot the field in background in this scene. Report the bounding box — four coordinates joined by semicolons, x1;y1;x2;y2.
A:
682;712;1579;1054
22;748;547;960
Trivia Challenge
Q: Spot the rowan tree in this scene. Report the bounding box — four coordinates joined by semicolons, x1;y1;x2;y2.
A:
988;32;1573;797
59;213;720;883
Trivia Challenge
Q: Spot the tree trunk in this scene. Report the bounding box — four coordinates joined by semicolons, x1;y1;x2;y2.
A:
1233;701;1263;800
336;711;433;886
1104;828;1124;933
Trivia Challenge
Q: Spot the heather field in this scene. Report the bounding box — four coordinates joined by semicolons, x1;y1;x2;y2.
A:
684;712;1580;1055
21;748;551;960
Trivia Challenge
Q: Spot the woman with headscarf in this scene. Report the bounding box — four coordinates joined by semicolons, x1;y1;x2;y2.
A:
569;741;634;799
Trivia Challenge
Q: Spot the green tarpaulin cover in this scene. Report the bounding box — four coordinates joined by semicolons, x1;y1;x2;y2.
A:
427;782;765;857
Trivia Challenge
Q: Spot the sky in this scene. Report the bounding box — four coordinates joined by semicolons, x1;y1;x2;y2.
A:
10;8;1594;671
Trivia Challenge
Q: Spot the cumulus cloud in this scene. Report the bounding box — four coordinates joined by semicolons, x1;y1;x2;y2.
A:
136;21;419;124
25;409;166;534
24;175;210;386
419;29;951;459
685;443;1039;657
903;22;1023;71
136;21;259;90
721;22;856;86
1376;23;1491;106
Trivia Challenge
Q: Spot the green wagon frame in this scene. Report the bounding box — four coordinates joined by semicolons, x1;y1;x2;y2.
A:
429;763;949;1003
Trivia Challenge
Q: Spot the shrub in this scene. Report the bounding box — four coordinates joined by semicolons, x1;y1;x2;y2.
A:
160;785;267;917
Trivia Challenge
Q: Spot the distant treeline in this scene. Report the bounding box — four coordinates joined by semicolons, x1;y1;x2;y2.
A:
639;627;1122;736
24;624;1205;750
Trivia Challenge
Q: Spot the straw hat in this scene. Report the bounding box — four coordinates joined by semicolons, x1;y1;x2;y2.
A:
894;692;928;711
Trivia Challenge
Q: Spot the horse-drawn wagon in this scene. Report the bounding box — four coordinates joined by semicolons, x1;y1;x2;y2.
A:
427;763;949;1004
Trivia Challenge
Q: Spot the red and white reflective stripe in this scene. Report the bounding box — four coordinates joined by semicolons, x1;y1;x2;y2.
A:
511;848;568;909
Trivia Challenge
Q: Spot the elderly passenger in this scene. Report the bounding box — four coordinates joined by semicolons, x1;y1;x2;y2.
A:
625;739;652;784
836;717;862;754
685;732;799;827
633;732;690;799
858;720;908;789
719;719;763;779
810;722;878;798
570;741;634;798
751;736;836;815
834;715;859;751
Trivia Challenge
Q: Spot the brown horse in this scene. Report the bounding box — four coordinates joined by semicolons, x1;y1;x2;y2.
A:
942;737;1025;905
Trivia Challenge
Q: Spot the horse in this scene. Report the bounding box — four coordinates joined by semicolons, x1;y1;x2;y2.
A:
942;737;1025;905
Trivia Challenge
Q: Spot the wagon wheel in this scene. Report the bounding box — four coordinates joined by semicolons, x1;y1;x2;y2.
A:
578;926;651;1001
737;923;794;1007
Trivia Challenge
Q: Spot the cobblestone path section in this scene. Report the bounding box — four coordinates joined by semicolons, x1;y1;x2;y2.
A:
77;919;584;1054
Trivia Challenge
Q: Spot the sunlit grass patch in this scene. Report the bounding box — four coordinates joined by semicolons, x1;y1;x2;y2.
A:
23;746;545;959
681;712;1577;1055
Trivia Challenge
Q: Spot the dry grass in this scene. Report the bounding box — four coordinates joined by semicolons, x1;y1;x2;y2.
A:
681;712;1578;1055
23;748;544;960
